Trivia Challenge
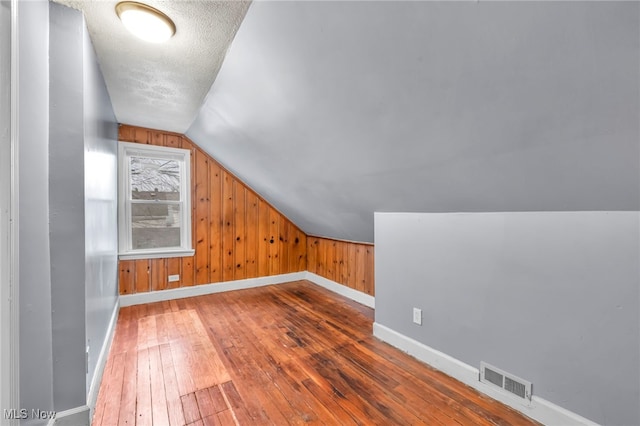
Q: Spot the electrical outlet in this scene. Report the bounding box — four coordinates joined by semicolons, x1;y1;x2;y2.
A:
413;307;422;325
168;274;180;282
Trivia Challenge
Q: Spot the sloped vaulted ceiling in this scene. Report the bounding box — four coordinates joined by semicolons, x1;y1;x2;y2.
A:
189;2;639;243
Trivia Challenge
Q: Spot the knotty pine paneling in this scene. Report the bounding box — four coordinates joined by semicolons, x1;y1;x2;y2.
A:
269;207;280;275
246;192;259;279
307;236;375;296
222;170;235;282
209;164;223;283
233;180;247;280
257;199;270;277
135;259;150;293
118;124;307;295
194;149;210;285
167;258;181;290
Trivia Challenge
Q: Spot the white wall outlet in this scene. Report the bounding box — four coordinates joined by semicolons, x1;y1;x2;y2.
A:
413;307;422;325
168;274;180;282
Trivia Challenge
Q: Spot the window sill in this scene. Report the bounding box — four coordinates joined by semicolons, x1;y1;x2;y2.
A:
118;248;195;261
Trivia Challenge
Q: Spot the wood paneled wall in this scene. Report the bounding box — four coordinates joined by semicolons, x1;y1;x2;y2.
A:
117;125;307;295
306;236;374;296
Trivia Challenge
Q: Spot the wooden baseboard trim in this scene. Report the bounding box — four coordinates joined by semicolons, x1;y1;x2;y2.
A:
372;322;599;426
119;272;307;307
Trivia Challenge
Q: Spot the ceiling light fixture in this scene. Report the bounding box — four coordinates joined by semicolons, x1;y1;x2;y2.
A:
115;2;176;43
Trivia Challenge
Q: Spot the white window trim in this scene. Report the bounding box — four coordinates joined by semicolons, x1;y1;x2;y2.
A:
118;142;194;260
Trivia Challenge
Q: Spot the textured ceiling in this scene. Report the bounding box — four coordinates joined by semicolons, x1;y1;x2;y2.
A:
188;1;639;243
54;0;251;133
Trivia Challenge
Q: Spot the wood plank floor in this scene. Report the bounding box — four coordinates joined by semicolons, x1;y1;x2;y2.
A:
93;280;539;426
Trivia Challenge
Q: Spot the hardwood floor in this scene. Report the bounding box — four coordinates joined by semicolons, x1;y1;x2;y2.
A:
93;280;539;426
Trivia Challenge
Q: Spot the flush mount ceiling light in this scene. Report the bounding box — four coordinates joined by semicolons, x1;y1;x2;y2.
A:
115;2;176;43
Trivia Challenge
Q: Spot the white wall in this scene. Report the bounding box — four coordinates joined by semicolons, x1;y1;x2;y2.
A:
375;211;639;426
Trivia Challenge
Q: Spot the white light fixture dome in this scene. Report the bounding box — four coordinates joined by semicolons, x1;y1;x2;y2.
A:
116;2;176;43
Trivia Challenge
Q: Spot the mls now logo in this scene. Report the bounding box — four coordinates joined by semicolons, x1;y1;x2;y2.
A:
3;409;27;420
4;408;56;420
31;409;57;420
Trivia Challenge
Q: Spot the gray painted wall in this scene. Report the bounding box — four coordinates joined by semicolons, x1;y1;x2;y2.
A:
16;1;118;422
188;1;639;243
0;0;13;416
49;1;119;416
82;15;119;402
375;211;640;426
18;0;55;424
49;2;86;411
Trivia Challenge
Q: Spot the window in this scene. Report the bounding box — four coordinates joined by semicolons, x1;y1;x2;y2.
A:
118;142;194;259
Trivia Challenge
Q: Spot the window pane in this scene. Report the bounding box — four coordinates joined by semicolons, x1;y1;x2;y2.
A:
131;202;181;249
130;157;180;201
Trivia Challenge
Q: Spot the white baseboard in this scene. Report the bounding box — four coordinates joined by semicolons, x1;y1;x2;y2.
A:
119;271;374;310
119;272;307;307
305;272;375;308
372;322;599;426
49;405;90;426
86;298;120;421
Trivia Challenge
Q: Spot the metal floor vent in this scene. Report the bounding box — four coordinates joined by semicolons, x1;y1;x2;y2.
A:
480;362;532;400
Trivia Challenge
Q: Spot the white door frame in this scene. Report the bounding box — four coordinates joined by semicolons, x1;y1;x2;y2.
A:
1;0;19;422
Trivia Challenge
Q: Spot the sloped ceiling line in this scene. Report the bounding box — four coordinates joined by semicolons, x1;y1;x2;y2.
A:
187;1;639;243
55;1;640;243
